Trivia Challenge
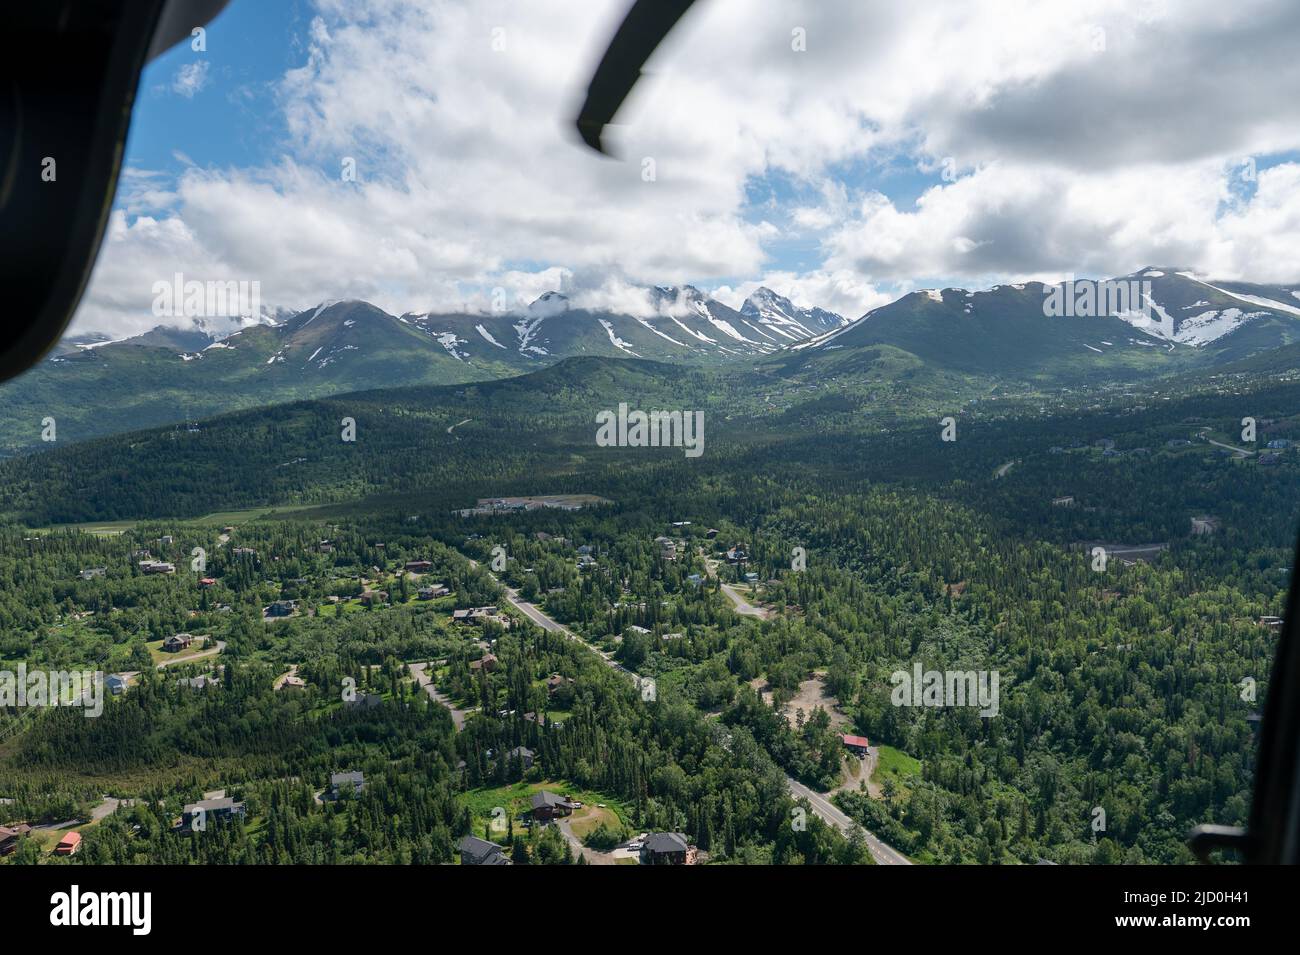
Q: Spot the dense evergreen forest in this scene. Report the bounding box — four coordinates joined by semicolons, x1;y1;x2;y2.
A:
0;355;1296;864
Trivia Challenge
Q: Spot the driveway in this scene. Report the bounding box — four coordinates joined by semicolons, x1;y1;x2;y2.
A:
409;662;470;730
155;640;226;669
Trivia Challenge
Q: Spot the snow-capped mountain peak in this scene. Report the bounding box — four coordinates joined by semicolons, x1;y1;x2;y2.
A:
740;287;846;341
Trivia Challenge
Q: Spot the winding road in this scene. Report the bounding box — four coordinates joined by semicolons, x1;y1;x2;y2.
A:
469;556;910;866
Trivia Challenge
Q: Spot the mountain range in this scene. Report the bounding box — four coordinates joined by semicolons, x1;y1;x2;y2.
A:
3;268;1300;452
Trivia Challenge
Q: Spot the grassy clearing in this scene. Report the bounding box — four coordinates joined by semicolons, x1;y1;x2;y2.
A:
871;744;921;791
460;779;629;844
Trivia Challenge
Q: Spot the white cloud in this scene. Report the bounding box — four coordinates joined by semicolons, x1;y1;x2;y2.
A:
171;60;211;98
74;0;1300;336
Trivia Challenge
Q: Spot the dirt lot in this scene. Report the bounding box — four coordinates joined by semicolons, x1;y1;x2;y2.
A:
750;673;850;731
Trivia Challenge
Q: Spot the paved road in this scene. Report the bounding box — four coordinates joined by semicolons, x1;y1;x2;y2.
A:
719;582;771;619
472;555;911;866
1198;428;1255;458
699;548;770;619
995;459;1016;478
787;777;911;865
467;559;624;673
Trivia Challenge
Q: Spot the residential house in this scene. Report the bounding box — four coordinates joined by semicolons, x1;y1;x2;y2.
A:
139;560;176;575
842;734;871;758
0;824;32;856
279;675;307;690
162;633;195;653
546;674;572;695
1191;516;1220;536
329;771;366;799
53;831;82;856
453;606;499;623
529;790;574;821
725;544;748;562
404;560;433;573
182;797;246;830
360;590;389;606
1259;616;1284;633
1259;452;1282;466
640;831;690;865
265;599;296;617
506;746;535;770
1267;439;1292;449
106;673;129;696
199;577;217;587
458;835;511;865
1051;496;1075;507
469;653;499;673
417;584;450;600
454;606;508;628
78;567;106;580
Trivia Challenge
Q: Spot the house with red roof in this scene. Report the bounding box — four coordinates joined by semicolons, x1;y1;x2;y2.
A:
841;734;871;758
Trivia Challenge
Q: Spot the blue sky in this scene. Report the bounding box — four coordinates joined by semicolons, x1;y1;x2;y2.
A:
129;2;309;174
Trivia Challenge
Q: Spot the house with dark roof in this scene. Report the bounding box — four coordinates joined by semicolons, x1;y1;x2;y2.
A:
529;790;574;821
546;673;572;695
0;823;32;856
329;771;366;799
640;831;690;865
506;746;535;770
458;835;511;865
182;797;245;830
265;599;295;617
162;633;194;652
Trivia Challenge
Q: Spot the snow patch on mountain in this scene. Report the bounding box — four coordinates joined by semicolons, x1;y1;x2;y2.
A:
476;324;507;348
435;332;469;362
635;317;690;348
1179;272;1300;318
598;319;640;356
